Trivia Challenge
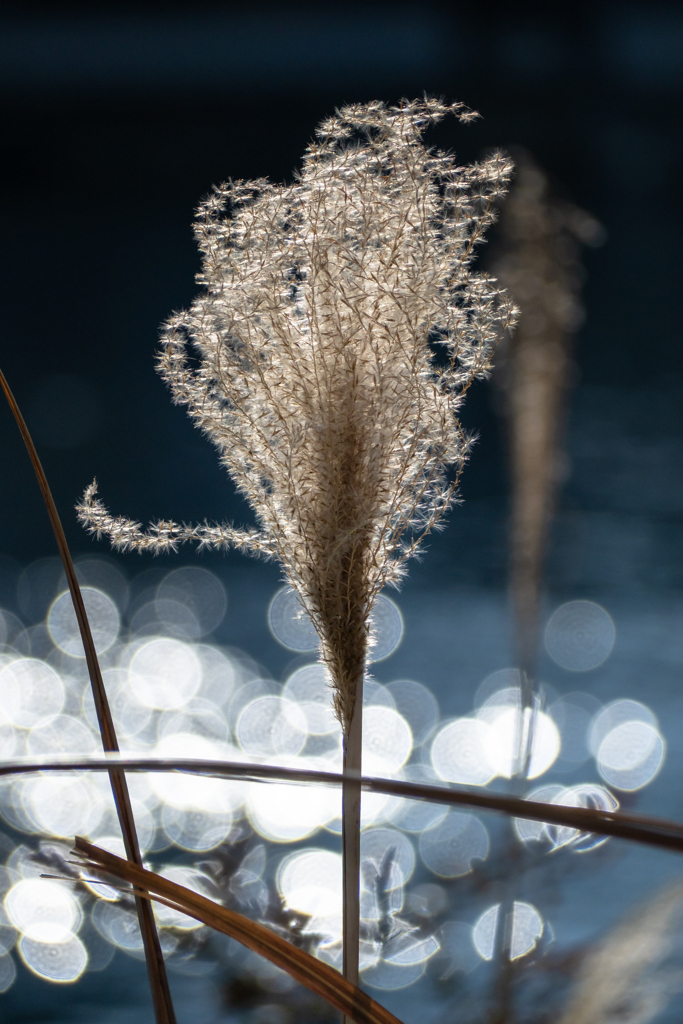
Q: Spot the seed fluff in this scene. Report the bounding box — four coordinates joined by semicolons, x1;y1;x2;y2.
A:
78;97;517;731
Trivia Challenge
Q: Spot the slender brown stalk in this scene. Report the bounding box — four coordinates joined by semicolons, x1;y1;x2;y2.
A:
74;838;404;1024
342;684;363;1020
2;756;683;855
0;368;176;1024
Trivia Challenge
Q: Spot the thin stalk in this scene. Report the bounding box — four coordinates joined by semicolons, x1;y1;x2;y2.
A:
2;756;683;854
342;679;363;1022
0;368;176;1024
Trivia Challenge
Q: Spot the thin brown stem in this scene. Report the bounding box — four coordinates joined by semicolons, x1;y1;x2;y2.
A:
342;680;363;1023
2;756;683;855
0;367;176;1024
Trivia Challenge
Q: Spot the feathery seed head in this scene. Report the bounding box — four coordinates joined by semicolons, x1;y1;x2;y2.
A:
78;98;516;731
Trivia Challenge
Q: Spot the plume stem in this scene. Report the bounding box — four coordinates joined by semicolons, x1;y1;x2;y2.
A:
342;679;363;1017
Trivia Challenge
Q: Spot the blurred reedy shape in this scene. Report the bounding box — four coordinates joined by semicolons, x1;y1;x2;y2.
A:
488;154;603;1011
491;150;603;687
558;882;683;1024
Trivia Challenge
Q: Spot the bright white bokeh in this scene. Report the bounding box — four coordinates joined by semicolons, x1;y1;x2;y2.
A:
431;693;560;785
0;722;19;759
0;902;17;956
473;901;543;960
158;699;229;746
48;587;119;657
382;932;440;966
362;705;412;775
18;933;87;983
268;588;319;651
22;776;105;839
385;679;439;746
545;601;615;672
360;881;404;924
513;785;566;844
80;836;126;901
268;589;403;661
362;959;427;990
597;720;665;791
388;765;448;833
129;638;201;709
546;783;619;851
475;669;523;708
5;878;81;943
277;848;343;921
93;901;178;958
361;828;415;888
156;567;227;639
0;952;16;993
283;664;338;735
195;645;237;709
150;734;244;815
419;812;489;878
106;672;153;740
431;718;496;786
27;715;98;756
480;705;561;780
90;797;155;855
587;699;665;791
367;595;404;662
228;678;280;735
162;804;233;851
247;758;339;842
0;658;64;728
589;699;657;754
237;696;307;758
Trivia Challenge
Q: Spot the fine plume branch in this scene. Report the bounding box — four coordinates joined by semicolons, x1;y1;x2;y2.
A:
0;368;176;1024
73;837;405;1024
2;756;683;855
75;97;517;993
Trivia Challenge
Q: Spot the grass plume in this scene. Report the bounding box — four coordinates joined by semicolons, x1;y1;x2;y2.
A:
76;96;516;995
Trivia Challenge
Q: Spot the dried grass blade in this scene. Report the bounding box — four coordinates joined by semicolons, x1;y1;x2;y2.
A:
74;838;405;1024
0;368;176;1024
2;756;683;854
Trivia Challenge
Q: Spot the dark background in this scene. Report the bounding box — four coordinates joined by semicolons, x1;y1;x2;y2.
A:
1;0;682;599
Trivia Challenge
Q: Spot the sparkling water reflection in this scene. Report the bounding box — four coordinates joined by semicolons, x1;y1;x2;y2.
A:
0;570;672;1006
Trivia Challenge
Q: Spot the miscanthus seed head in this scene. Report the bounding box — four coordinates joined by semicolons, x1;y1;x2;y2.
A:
78;97;517;730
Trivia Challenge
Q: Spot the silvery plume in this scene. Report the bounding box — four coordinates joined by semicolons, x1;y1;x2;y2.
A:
78;97;516;735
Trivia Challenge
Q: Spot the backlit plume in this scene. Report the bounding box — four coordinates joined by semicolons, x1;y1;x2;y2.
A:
78;98;516;729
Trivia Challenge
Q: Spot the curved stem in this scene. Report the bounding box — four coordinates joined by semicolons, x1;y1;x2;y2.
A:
0;367;176;1024
2;755;683;853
